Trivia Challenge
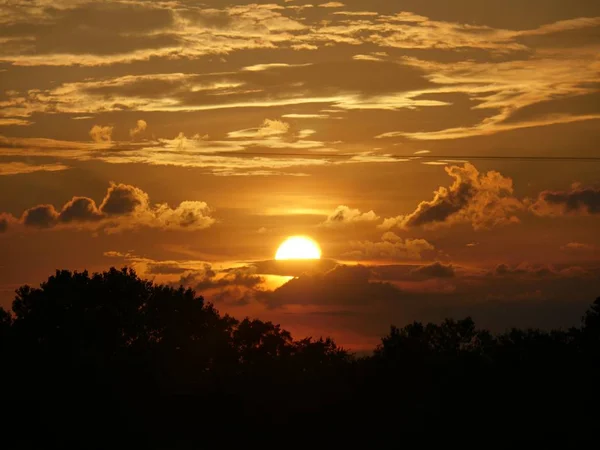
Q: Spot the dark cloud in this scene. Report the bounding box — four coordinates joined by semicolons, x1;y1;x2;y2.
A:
531;186;600;216
176;264;263;293
2;183;214;233
99;183;149;216
59;197;103;223
494;263;591;278
382;164;523;230
146;263;195;276
22;204;59;228
259;264;401;309
411;262;455;278
198;270;264;291
407;182;471;227
0;215;9;233
254;261;599;336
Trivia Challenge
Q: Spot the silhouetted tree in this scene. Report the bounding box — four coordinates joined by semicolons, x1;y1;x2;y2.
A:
2;267;600;446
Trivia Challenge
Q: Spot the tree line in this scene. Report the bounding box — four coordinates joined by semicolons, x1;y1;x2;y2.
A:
1;268;599;446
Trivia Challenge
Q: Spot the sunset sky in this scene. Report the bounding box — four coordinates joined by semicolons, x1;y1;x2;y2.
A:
0;0;599;350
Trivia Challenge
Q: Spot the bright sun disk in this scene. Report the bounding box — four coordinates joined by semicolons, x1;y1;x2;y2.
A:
275;236;322;260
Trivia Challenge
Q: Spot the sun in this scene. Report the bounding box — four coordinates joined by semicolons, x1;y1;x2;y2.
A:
275;236;322;260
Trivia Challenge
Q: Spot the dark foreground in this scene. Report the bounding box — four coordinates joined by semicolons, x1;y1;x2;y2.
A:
2;268;600;447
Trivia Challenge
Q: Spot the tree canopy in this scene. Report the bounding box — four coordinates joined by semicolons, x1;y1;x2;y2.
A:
1;268;599;446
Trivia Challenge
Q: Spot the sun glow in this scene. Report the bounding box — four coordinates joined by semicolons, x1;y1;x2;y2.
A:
275;236;322;260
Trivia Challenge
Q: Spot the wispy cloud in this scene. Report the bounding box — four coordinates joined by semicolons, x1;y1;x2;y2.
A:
0;162;70;176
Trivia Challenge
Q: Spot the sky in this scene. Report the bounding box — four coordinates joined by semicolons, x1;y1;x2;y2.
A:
0;0;599;350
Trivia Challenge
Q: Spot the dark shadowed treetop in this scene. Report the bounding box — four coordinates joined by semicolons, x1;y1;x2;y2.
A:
1;269;599;446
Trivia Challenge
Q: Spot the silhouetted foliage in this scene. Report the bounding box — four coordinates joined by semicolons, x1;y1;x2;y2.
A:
2;270;600;446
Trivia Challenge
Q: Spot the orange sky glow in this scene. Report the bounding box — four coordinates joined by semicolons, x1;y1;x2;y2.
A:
0;0;599;350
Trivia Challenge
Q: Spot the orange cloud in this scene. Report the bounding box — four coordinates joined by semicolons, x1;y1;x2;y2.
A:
320;205;380;228
346;233;435;261
129;119;147;138
530;186;600;216
381;164;523;230
89;125;113;143
10;183;215;233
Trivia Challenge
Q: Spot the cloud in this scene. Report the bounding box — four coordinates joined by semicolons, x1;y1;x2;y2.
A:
250;259;339;277
99;183;149;216
129;119;147;138
321;205;380;227
494;263;592;279
381;164;523;230
298;129;316;138
282;114;329;119
352;54;384;62
259;264;400;308
0;213;17;233
22;205;59;228
180;266;264;292
89;125;113;143
346;232;435;260
291;43;318;51
319;2;345;7
561;242;596;253
228;119;290;139
98;248;600;339
378;54;600;140
259;260;599;326
0;118;32;126
0;162;70;176
59;197;104;223
109;255;266;305
332;11;377;16
152;201;215;231
241;63;312;72
0;3;308;66
5;183;215;233
530;186;600;216
410;262;455;279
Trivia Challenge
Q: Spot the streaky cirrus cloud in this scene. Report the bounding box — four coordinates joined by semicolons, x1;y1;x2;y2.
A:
10;183;215;233
0;162;70;176
380;163;523;231
228;119;290;139
378;54;600;141
319;2;345;7
1;2;598;69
